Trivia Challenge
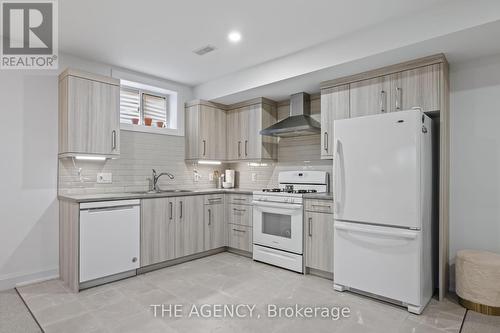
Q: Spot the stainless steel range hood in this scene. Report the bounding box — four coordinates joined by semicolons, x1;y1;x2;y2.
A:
260;92;320;137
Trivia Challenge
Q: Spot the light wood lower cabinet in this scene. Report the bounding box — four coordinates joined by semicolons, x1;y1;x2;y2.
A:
141;198;176;266
226;204;252;227
227;224;252;252
225;194;253;252
141;194;256;267
141;195;204;266
176;196;205;257
204;198;226;251
304;210;334;273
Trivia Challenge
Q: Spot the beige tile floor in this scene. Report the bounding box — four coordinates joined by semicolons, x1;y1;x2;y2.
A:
12;252;489;333
0;289;41;333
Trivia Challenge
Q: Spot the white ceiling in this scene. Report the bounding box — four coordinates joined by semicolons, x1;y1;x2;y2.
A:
60;0;446;86
210;20;500;104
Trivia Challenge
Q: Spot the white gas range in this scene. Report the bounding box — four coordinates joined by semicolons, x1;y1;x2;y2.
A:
252;171;329;273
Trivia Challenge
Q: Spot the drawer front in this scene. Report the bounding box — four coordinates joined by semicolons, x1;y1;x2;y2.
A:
204;194;225;205
305;199;334;214
227;224;252;252
226;194;252;205
226;204;252;227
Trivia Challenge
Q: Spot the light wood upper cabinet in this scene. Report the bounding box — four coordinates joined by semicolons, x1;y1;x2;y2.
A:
320;85;349;159
350;66;441;116
200;105;227;160
226;108;241;160
350;76;390;118
187;98;278;162
184;104;201;160
395;64;441;113
304;210;334;273
141;198;175;266
226;101;278;161
59;69;120;157
184;102;226;161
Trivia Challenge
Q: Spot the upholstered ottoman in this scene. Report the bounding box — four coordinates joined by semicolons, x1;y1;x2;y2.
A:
456;250;500;315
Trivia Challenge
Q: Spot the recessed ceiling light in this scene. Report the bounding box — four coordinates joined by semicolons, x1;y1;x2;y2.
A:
228;31;242;43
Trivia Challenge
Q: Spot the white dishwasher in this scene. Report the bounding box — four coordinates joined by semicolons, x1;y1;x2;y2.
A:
79;199;140;283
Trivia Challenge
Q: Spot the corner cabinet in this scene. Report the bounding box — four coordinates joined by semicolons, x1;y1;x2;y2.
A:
185;101;227;161
185;98;278;162
59;69;120;158
226;99;278;161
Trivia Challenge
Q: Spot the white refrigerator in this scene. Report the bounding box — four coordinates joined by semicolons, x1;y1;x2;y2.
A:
333;110;434;314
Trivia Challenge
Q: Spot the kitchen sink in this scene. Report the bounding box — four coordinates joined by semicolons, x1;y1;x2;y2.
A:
129;189;193;194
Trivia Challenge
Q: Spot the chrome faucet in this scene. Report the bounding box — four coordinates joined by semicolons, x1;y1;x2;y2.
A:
152;169;175;192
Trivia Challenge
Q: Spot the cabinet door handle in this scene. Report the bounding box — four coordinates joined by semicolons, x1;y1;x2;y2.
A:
169;202;173;220
238;141;241;157
233;208;246;212
202;140;206;156
208;208;212;225
179;201;183;219
312;204;332;209
324;132;328;151
245;140;248;157
395;87;402;110
232;198;246;201
111;130;117;150
232;228;246;233
308;217;313;237
379;90;386;113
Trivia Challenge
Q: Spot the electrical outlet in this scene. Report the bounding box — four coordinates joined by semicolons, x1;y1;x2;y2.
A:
97;173;112;184
251;173;257;182
193;169;201;182
209;173;214;181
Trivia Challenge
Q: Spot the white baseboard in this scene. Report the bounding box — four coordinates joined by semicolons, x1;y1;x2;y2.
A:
0;268;59;291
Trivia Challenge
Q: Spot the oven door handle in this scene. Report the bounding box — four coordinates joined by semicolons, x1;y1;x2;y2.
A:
251;201;303;210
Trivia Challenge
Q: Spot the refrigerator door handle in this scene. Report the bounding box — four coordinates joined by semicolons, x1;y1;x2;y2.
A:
334;139;344;215
334;221;418;240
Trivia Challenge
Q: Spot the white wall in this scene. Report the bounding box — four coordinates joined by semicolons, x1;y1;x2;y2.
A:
449;54;500;287
0;53;193;290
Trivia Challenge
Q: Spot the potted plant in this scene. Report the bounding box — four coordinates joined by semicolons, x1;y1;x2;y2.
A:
156;121;164;128
131;118;139;125
144;117;153;126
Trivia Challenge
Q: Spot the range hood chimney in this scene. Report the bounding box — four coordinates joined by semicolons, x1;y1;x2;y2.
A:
260;92;320;137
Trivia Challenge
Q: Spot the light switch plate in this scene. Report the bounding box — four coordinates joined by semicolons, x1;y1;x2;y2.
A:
251;173;257;182
97;172;112;184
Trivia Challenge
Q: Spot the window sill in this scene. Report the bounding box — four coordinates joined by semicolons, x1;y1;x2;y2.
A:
120;123;183;136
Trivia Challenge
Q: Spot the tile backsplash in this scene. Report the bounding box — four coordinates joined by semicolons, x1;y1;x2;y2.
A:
58;130;225;195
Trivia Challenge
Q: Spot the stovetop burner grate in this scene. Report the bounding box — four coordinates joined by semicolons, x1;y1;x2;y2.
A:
261;188;318;194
